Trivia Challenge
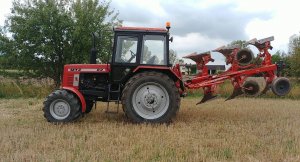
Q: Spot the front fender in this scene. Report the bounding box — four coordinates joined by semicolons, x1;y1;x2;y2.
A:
62;87;86;112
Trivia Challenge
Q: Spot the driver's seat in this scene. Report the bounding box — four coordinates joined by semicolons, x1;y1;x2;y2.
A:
147;56;156;64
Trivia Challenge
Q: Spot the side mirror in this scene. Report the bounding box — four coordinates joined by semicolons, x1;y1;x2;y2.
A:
169;36;173;42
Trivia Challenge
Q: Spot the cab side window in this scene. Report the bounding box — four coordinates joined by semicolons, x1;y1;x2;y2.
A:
141;35;166;65
115;36;138;63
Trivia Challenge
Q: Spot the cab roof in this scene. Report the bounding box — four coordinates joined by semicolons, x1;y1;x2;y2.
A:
114;27;168;33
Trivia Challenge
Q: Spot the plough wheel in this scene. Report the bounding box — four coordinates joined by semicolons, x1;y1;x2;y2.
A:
271;77;291;96
236;48;254;66
242;80;260;96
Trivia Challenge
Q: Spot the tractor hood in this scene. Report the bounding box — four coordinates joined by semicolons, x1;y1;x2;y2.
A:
64;64;111;73
62;64;111;88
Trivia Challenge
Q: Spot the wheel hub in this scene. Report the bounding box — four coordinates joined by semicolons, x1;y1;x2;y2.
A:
144;93;158;108
132;82;170;120
50;99;71;120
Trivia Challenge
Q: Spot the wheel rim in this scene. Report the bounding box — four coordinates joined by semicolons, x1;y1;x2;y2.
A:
49;99;71;120
132;82;170;120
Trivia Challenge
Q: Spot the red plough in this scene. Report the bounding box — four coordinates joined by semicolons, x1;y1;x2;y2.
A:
183;36;291;104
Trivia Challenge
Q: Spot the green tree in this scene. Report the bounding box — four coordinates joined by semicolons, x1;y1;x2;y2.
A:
272;50;291;76
272;51;283;63
169;49;178;65
229;40;246;47
289;34;300;79
0;28;16;69
2;0;120;86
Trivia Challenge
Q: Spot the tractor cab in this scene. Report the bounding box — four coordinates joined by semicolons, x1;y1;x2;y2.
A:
110;26;172;83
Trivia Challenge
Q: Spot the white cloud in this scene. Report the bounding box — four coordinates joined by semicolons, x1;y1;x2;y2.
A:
111;0;167;25
170;33;227;64
171;33;227;55
245;0;300;52
1;0;300;63
0;0;12;26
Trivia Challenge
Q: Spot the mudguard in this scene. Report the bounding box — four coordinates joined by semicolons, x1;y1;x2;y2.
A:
62;86;87;112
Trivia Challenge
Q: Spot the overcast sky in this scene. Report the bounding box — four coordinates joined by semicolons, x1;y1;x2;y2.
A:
1;0;300;64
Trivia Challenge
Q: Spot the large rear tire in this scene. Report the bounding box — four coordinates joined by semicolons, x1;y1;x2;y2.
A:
122;71;181;123
43;90;82;123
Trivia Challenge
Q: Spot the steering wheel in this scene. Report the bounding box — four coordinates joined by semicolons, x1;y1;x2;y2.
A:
127;50;136;63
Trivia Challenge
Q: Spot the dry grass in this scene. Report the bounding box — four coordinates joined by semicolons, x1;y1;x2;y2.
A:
0;98;300;161
0;78;54;98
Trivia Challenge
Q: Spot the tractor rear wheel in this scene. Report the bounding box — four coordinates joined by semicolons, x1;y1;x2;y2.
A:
43;90;82;123
122;71;180;123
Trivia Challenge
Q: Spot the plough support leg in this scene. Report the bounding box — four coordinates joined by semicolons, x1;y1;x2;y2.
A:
197;92;217;105
261;84;270;94
197;86;218;105
225;87;243;101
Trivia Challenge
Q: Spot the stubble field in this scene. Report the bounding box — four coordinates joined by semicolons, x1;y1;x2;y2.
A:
0;98;300;161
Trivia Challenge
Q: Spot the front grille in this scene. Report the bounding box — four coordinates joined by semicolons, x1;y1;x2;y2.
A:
67;76;73;86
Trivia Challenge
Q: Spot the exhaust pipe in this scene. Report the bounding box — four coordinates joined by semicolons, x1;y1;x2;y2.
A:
90;33;97;64
90;48;97;64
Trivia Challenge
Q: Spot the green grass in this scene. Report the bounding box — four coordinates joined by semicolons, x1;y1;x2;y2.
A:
0;69;54;98
0;83;54;99
1;69;300;99
0;77;55;99
1;79;300;99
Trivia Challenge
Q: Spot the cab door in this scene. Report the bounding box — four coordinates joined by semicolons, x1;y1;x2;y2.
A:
111;34;141;83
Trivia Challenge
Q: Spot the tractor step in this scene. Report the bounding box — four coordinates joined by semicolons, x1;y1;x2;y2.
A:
105;101;120;114
106;84;121;114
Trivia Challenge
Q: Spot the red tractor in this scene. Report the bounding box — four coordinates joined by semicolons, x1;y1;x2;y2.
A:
43;22;291;123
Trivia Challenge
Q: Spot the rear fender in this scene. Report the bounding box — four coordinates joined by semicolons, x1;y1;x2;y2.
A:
133;66;182;80
133;66;185;92
62;87;86;112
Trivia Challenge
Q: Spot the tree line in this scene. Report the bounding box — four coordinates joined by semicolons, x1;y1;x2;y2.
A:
0;0;121;86
0;0;299;85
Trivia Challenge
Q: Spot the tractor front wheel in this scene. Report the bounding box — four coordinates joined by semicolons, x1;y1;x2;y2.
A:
43;90;82;123
122;71;180;123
